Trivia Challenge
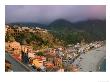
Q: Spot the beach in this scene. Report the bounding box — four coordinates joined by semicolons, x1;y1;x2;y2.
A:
73;46;106;72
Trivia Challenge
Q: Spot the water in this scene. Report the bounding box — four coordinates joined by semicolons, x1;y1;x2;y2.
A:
99;59;106;72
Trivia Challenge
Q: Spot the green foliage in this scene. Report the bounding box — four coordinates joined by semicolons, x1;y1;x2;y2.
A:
42;40;49;45
5;34;15;42
6;29;58;49
32;44;38;50
35;51;44;56
15;33;25;44
49;19;106;45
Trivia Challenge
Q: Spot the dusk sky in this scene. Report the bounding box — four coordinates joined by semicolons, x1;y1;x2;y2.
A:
5;5;106;24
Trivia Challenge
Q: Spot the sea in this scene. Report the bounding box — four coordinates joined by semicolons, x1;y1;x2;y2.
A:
99;59;106;72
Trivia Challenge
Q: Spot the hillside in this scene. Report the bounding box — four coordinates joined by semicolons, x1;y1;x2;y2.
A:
7;22;47;29
6;19;106;46
48;19;106;45
5;27;63;50
49;19;80;32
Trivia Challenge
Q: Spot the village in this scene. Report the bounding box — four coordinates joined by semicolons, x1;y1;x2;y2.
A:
5;25;105;72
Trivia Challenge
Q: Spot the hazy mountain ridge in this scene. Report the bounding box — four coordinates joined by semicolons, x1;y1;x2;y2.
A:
48;19;106;44
7;19;106;45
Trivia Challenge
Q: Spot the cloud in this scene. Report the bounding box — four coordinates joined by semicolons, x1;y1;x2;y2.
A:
5;5;106;24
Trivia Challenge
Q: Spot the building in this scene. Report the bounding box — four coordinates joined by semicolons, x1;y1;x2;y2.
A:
54;57;63;67
32;59;43;68
5;25;22;37
9;41;21;50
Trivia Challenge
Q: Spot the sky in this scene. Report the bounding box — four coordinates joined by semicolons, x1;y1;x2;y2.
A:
5;5;106;24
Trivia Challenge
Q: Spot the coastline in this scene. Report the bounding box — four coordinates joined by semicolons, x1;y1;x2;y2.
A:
73;45;106;72
96;56;106;72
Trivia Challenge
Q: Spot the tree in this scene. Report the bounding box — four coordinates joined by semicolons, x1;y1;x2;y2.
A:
35;51;44;56
5;34;15;42
21;39;27;45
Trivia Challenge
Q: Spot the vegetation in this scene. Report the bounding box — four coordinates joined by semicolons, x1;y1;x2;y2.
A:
5;28;62;50
49;19;106;45
35;51;44;56
6;19;106;48
5;34;15;42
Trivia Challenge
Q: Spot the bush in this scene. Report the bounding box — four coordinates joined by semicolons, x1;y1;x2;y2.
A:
35;51;44;56
5;34;15;42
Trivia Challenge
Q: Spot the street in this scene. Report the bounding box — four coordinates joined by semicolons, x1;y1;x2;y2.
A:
5;52;31;72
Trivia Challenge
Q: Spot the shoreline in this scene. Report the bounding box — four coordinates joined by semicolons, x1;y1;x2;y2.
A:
96;56;106;71
73;45;106;72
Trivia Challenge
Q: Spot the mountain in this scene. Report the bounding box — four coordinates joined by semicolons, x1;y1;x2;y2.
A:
74;20;106;34
7;22;48;29
74;20;106;40
49;19;81;32
48;19;106;44
7;19;106;45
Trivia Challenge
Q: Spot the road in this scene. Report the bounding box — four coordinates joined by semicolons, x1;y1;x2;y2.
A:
5;52;31;72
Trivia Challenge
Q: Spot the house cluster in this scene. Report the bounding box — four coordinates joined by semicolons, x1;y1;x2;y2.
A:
5;38;105;72
65;41;105;61
5;40;67;71
5;25;48;37
6;40;88;72
5;25;105;72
